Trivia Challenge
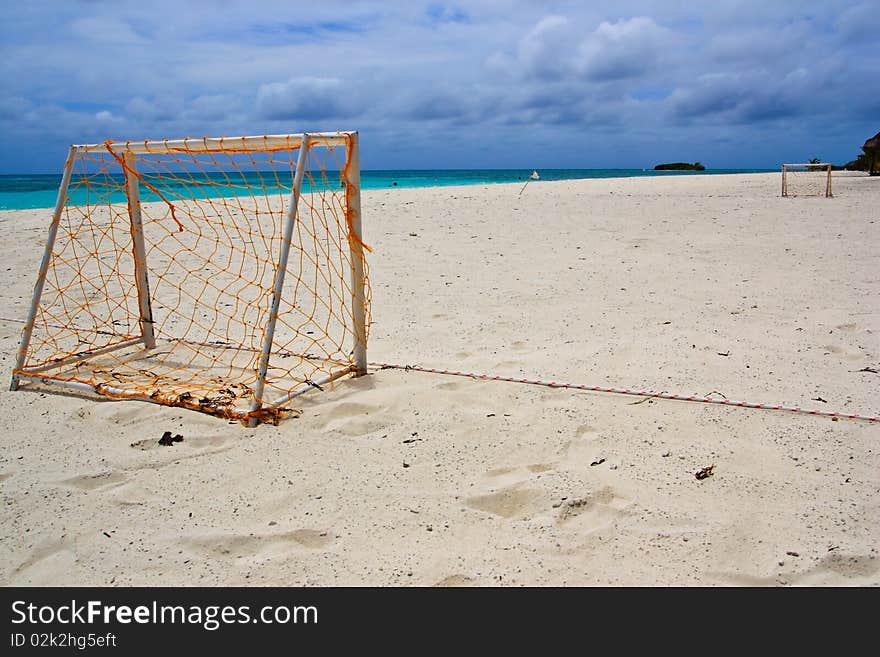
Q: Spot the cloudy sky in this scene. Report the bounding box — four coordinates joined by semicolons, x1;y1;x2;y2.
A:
1;0;877;172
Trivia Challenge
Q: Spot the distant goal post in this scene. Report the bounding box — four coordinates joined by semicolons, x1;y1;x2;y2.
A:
781;162;833;197
10;132;370;426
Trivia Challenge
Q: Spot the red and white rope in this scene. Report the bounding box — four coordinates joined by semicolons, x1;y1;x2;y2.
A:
369;361;879;424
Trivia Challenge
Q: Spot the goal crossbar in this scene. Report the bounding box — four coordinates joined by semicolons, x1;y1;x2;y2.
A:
73;132;354;155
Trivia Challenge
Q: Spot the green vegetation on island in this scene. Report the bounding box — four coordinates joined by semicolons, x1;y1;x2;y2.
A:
654;162;705;171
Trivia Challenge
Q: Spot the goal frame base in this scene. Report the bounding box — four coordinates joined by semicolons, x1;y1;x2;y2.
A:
12;366;355;425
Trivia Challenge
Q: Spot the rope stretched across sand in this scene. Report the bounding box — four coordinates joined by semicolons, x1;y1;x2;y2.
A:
370;361;879;424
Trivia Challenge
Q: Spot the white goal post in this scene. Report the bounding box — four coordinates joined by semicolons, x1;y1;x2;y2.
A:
781;163;833;198
10;131;370;426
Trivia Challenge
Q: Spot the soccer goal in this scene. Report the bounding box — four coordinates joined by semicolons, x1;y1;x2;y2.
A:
781;163;832;197
10;132;370;426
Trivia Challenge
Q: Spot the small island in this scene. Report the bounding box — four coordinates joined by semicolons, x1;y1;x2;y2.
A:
654;162;705;171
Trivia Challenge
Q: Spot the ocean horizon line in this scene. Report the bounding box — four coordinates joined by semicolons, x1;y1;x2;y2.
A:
0;167;776;211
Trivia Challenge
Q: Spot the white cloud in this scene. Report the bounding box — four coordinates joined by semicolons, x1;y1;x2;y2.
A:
577;17;673;81
516;16;574;80
95;110;125;125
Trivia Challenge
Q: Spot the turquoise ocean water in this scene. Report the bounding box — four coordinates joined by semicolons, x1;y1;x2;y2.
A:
0;168;773;211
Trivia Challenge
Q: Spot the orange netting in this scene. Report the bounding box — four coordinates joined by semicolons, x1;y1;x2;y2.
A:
13;134;371;424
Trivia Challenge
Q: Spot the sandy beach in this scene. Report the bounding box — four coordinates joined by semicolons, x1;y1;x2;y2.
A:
1;171;877;586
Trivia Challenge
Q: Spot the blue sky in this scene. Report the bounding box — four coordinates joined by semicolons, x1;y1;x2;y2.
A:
1;0;877;172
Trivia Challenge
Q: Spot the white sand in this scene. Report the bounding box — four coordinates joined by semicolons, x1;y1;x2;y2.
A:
0;171;877;586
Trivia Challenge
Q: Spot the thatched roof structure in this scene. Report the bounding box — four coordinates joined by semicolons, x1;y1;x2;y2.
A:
862;131;880;153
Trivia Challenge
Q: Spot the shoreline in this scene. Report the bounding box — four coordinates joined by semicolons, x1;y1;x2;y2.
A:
2;170;870;217
0;168;788;213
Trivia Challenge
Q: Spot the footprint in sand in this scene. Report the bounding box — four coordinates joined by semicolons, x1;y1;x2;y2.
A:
288;529;335;549
434;574;474;587
796;552;880;583
711;552;879;586
313;402;389;437
184;529;334;560
556;485;631;532
60;471;127;492
575;424;596;438
822;344;865;361
107;480;156;507
8;539;76;585
485;465;519;478
482;463;556;489
93;402;155;426
466;485;549;520
436;380;466;391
